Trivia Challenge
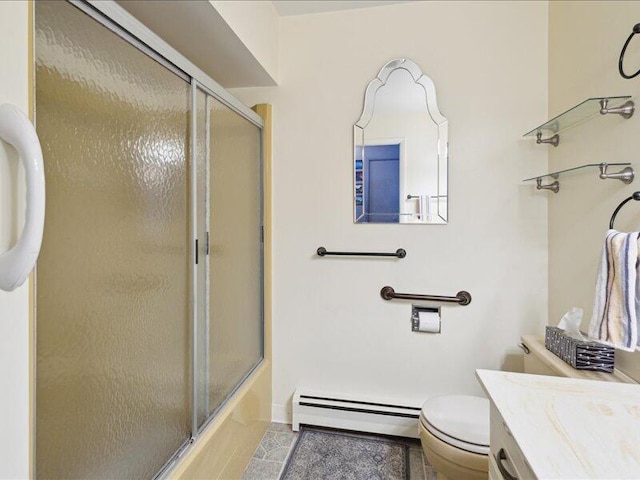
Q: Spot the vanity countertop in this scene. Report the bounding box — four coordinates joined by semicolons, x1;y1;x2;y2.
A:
476;369;640;479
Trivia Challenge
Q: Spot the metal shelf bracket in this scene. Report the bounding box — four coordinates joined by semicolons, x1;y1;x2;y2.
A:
536;131;559;147
599;163;635;184
599;98;635;119
536;177;560;193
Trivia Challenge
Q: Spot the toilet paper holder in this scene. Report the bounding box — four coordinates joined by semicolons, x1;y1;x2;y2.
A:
412;305;441;333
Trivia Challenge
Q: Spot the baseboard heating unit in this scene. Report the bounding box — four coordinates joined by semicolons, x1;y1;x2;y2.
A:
292;388;421;438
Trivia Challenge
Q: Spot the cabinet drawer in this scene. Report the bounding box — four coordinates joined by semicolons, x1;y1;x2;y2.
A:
490;405;536;479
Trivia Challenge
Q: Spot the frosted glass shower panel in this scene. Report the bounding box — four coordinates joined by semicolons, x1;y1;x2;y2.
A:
208;98;263;414
195;88;209;429
35;2;191;478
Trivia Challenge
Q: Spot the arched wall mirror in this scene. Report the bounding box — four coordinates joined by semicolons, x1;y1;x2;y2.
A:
354;58;448;224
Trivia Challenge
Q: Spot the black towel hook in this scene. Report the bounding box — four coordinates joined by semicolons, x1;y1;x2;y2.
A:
619;23;640;79
609;192;640;229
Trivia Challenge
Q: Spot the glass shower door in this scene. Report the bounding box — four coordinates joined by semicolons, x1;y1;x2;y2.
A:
207;97;263;417
35;1;266;475
193;90;264;430
35;2;191;478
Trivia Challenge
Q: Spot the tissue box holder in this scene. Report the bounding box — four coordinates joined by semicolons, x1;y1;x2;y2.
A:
545;326;614;373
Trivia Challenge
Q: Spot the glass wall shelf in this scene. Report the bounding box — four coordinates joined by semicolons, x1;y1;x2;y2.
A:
523;96;633;139
523;163;631;182
523;163;634;193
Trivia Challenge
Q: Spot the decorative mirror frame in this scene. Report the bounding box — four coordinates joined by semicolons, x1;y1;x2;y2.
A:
354;58;448;224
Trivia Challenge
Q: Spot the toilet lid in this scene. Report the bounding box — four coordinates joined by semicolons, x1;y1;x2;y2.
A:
421;395;489;451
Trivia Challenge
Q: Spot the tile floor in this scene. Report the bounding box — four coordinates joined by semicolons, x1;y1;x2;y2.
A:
242;423;438;480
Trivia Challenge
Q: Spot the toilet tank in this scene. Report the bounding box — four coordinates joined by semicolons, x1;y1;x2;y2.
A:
520;335;637;384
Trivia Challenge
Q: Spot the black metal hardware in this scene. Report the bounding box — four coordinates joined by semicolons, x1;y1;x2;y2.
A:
518;343;530;354
609;191;640;229
317;247;406;258
496;448;518;480
195;239;198;265
619;23;640;79
380;286;471;306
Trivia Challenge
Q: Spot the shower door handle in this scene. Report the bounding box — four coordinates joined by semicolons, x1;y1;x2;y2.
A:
0;104;45;292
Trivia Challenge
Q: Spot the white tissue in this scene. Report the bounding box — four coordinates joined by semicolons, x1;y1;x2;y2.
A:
557;307;585;340
417;310;441;333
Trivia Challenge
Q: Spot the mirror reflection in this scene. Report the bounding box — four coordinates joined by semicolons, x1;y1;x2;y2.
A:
354;58;448;224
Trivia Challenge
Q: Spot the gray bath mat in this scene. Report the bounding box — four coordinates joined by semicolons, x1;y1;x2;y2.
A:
280;427;410;480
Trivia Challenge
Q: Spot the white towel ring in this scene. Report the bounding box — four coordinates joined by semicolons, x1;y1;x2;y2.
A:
0;104;45;292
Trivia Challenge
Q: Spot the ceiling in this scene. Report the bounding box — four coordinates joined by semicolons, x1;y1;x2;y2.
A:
117;0;276;88
115;1;416;88
272;1;414;17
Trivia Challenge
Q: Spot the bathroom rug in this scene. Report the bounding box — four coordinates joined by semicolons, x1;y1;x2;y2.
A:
280;426;411;480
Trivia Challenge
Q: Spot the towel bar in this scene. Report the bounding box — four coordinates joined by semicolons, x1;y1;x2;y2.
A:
317;247;406;258
380;286;472;306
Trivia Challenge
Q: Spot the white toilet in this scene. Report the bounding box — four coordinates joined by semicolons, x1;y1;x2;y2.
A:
419;395;489;480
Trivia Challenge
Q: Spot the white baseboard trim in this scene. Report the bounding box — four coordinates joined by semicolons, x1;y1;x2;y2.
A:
271;403;290;424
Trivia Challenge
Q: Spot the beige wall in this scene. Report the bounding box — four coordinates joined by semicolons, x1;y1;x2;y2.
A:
231;0;549;422
549;1;640;380
210;0;279;83
0;1;31;478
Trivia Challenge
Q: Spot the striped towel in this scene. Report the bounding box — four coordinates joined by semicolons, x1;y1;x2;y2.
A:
588;229;640;352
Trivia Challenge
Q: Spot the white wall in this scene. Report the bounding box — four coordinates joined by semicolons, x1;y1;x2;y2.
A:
0;1;31;478
548;1;640;380
231;0;549;421
209;0;280;83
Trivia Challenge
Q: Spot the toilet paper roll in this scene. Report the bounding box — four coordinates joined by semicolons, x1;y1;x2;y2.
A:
418;310;441;333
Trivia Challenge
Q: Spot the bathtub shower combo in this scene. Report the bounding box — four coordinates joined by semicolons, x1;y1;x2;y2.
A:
34;2;264;478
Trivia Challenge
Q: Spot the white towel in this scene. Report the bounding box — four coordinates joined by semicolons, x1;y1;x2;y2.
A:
588;229;640;352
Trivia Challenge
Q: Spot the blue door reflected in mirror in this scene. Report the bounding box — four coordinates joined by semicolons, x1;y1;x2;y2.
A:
356;144;399;223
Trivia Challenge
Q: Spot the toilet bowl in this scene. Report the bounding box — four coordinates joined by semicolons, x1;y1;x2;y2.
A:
419;395;489;480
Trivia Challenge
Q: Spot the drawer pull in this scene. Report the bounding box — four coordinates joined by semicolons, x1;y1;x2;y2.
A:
496;448;518;480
